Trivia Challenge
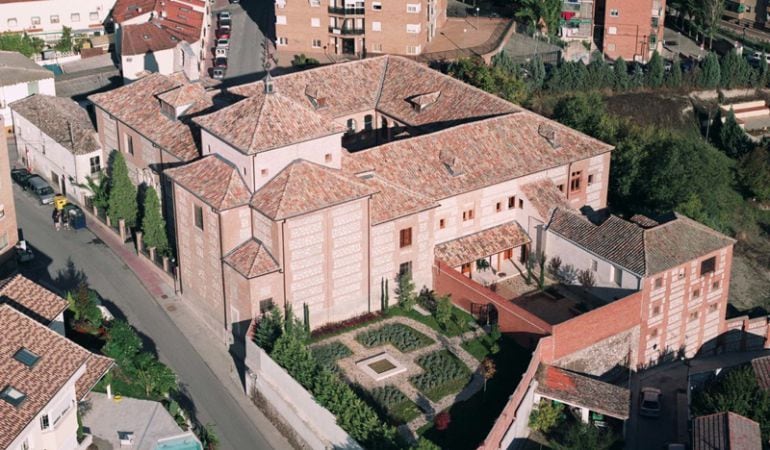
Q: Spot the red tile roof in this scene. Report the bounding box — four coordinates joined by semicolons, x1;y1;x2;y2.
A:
534;364;630;419
0;306;111;448
223;239;280;279
165;154;250;210
194;90;342;155
752;356;770;391
692;412;762;450
520;179;571;220
250;160;375;220
76;354;115;401
434;221;530;267
111;0;158;23
10;95;100;155
0;275;67;325
121;21;181;55
361;174;437;225
89;72;212;162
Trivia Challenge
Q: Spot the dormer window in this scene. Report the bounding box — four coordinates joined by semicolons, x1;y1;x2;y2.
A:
1;385;26;407
538;123;560;149
14;348;40;367
409;91;441;112
305;85;327;110
439;148;464;177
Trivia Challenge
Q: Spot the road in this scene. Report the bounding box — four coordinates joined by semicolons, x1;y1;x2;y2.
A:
213;0;267;81
10;167;278;449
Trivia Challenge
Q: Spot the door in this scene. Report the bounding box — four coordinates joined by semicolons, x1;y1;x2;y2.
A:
342;38;355;54
60;173;66;197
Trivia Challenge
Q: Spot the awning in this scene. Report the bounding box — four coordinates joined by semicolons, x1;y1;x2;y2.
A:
535;364;630;420
434;221;530;268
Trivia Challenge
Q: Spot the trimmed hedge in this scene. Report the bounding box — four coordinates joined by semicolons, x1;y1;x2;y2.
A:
356;323;434;352
410;350;471;402
311;341;352;373
371;386;421;424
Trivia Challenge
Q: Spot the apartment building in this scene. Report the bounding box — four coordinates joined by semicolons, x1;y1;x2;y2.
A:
274;0;446;56
111;0;210;80
0;0;116;43
723;0;769;28
597;0;665;61
0;51;55;133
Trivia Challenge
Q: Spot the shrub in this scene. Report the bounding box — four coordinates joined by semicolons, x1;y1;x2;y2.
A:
547;256;562;277
410;350;471;401
311;341;352;372
356;323;434;352
396;273;417;310
253;308;283;353
528;399;564;434
434;295;453;330
311;312;381;340
577;269;596;288
370;385;421;423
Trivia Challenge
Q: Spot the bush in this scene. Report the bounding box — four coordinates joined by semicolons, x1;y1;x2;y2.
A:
577;269;595;288
529;399;564;434
311;311;382;340
370;385;421;423
356;323;434;352
311;341;352;372
291;54;320;68
434;295;453;330
410;350;471;401
547;256;562;277
253;308;283;353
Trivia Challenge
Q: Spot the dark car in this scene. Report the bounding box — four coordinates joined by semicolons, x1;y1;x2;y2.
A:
218;17;232;27
216;28;230;39
11;168;32;187
215;57;228;68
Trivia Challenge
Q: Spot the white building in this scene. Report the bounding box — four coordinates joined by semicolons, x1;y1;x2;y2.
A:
10;95;103;204
0;51;55;133
0;0;117;43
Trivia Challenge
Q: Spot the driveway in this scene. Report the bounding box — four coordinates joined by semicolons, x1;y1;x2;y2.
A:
8;140;288;450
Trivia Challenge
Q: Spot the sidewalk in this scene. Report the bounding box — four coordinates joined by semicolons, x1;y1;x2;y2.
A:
82;211;292;450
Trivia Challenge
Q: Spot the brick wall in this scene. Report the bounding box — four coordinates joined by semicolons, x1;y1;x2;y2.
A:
601;0;665;61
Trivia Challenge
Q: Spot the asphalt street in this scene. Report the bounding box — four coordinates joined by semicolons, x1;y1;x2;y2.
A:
11;174;276;449
217;1;266;81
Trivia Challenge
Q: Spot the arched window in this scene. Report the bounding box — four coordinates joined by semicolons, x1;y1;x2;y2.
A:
346;118;357;134
364;114;373;130
381;117;388;128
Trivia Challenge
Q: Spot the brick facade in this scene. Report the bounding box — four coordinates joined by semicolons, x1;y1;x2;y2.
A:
598;0;665;61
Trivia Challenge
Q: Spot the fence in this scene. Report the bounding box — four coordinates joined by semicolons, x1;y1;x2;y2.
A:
721;315;770;352
244;334;360;450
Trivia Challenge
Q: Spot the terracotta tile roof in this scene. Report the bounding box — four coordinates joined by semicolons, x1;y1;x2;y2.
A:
89;72;213;162
752;356;770;391
157;82;207;108
692;412;762;450
10;95;100;155
0;51;53;88
0;306;104;448
343;111;612;202
121;21;181;55
111;0;158;23
194;89;342;155
76;354;114;401
165;154;250;210
250;160;375;220
520;179;571;220
535;364;630;419
223;239;280;279
0;275;67;325
434;221;530;267
361;174;437;225
547;210;735;276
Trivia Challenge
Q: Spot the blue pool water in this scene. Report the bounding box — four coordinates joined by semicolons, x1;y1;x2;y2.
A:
43;64;63;75
154;435;202;450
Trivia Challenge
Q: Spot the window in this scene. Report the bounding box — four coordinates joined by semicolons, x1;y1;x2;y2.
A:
557;184;564;192
31;16;41;25
712;280;720;290
700;256;716;276
613;266;622;286
312;39;322;48
608;26;617;35
692;288;700;299
570;170;582;192
0;205;5;220
709;303;719;313
90;11;99;21
508;196;515;209
587;174;594;185
125;135;134;155
689;311;699;322
591;260;598;271
7;18;17;27
649;328;658;338
518;199;524;209
399;261;412;277
372;2;382;10
27;80;38;95
364;114;373;130
610;8;619;16
654;277;663;289
194;205;204;230
325;153;332;163
652;305;661;316
277;37;288;46
371;43;383;52
462;209;474;221
406;3;421;12
1;386;26;407
495;202;502;212
40;414;50;429
0;233;8;250
261;168;268;177
372;21;381;31
276;15;287;24
346;118;357;133
406;45;421;55
50;15;60;24
14;348;40;367
21;439;29;450
461;262;471;276
311;17;320;27
399;227;412;248
406;24;421;33
71;13;80;22
677;268;685;280
259;298;274;314
439;218;445;229
89;155;101;174
310;0;321;5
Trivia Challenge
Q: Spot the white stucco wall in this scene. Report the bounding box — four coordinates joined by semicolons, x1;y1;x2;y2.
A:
121;47;176;81
1;78;55;128
0;0;115;41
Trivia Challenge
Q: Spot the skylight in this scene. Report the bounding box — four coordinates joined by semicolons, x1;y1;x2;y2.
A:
14;347;40;368
1;385;27;407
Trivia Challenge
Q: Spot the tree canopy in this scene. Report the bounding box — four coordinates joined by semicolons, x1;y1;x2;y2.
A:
107;151;138;227
141;186;169;255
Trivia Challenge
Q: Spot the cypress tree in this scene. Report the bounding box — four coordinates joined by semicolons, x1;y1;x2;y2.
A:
646;51;665;88
699;53;721;89
720;109;753;158
666;58;683;88
529;55;546;90
759;53;769;88
613;57;630;91
140;186;169;254
107;151;138;227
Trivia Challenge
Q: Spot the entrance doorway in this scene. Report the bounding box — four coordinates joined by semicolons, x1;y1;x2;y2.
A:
342;38;355;54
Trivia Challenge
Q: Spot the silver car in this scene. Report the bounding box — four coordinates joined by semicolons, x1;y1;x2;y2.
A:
27;176;55;205
640;387;662;418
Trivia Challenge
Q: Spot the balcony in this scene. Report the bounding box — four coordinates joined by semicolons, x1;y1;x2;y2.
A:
329;26;365;35
328;6;365;15
562;1;581;13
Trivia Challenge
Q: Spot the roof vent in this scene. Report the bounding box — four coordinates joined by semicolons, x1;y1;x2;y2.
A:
356;170;375;180
409;91;441;112
305;84;327;109
439;148;464;177
538;123;560;149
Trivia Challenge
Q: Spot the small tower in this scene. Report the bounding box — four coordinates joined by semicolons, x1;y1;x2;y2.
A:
262;37;275;94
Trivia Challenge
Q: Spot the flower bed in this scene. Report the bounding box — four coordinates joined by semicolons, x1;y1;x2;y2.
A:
311;341;352;372
356;323;434;352
411;350;471;402
370;385;421;424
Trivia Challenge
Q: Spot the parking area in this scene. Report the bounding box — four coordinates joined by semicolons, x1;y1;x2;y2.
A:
206;0;269;82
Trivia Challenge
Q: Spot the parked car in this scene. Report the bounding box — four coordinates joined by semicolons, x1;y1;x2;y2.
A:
26;176;55;205
214;57;228;68
230;0;240;3
11;167;32;187
639;387;662;418
218;10;231;21
212;67;226;79
219;17;232;27
216;28;230;39
215;47;228;58
216;38;230;48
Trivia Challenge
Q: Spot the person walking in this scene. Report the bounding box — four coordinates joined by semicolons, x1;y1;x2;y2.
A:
53;209;61;231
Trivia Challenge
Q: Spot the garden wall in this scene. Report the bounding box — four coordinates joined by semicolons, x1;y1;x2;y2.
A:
243;337;361;450
721;315;770;352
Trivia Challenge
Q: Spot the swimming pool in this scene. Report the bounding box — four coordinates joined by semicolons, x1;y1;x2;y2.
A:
43;64;63;75
154;433;202;450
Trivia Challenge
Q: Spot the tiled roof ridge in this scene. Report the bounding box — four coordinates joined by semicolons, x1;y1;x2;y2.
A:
223;238;280;278
669;213;737;244
222;162;250;209
367;172;434;204
245;92;271;153
373;55;390;106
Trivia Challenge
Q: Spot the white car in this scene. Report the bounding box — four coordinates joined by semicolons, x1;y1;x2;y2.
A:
216;38;230;48
639;387;662;418
215;47;228;58
218;11;231;21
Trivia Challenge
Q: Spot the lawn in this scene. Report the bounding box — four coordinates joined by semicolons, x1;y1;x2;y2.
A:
411;350;472;402
356;323;435;352
392;306;477;338
421;336;532;449
461;334;497;361
93;369;163;402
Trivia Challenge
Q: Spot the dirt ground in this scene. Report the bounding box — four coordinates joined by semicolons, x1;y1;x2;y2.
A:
604;92;698;134
729;236;770;315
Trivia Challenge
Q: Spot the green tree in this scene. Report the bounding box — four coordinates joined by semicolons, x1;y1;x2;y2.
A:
738;147;770;200
552;92;608;138
131;352;177;398
646;51;665;88
0;32;44;57
270;333;318;388
107;151;138;227
396;273;417;310
666;58;683;88
434;295;452;329
528;55;546;91
514;0;561;35
699;0;726;49
528;399;564;433
140;186;169;254
253;307;283;352
586;56;614;90
447;57;528;104
613;57;630;91
82;173;109;210
54;26;73;53
554;421;619;450
198;423;220;450
67;282;102;328
720;49;753;88
102;320;142;368
759;53;769;87
718;109;753;158
698;53;721;88
413;438;440;450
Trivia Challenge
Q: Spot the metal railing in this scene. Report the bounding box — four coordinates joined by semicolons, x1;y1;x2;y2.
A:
328;26;366;35
328;6;365;15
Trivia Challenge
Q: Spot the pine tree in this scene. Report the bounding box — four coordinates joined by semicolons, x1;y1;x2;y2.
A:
396;273;416;310
738;147;770;201
759;53;769;88
529;55;546;90
698;53;721;89
253;308;282;353
107;151;138;227
666;58;683;88
646;51;665;88
613;57;630;91
720;109;753;158
140;186;169;254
